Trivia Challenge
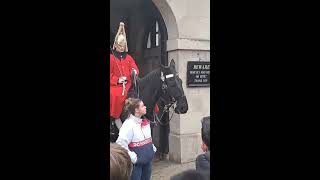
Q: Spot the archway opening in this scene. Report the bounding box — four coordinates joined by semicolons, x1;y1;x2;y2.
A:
110;0;170;159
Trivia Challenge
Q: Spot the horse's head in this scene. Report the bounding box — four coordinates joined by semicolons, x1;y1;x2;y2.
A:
160;59;188;114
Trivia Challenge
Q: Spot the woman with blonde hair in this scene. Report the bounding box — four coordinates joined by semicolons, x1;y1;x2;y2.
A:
116;98;156;180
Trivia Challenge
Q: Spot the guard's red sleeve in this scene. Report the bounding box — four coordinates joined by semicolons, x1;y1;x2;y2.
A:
128;55;140;76
110;55;118;86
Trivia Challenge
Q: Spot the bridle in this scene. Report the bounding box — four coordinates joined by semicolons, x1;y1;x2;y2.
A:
131;66;184;126
150;70;183;126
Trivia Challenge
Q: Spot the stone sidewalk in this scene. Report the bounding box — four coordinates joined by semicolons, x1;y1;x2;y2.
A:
151;160;195;180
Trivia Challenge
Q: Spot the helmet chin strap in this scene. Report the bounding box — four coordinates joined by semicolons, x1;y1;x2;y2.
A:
114;43;125;53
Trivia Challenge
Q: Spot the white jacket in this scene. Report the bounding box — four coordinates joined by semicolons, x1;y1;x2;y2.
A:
116;114;157;164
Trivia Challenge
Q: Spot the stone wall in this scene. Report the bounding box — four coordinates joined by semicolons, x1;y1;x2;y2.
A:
111;0;211;163
153;0;210;163
168;49;210;163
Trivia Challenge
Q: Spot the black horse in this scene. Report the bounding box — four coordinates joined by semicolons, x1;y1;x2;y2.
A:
110;59;189;142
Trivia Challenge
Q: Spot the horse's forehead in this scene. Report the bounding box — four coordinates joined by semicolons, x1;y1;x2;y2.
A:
164;66;176;73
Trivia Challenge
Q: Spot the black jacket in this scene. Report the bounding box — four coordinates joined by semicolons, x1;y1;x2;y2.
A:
195;151;211;178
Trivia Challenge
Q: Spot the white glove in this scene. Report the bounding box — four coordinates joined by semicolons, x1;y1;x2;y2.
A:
118;76;127;84
132;68;137;75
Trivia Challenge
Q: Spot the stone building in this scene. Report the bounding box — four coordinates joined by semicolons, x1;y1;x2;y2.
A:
110;0;210;163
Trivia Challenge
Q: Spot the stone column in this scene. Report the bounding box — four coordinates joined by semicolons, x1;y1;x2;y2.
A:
153;0;210;163
167;39;210;163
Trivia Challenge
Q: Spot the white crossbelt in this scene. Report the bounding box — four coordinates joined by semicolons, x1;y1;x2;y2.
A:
122;83;126;96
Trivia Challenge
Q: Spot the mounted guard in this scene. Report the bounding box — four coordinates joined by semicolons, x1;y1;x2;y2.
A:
110;22;139;130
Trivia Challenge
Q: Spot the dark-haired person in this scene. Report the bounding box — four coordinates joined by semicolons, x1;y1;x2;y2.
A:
110;143;133;180
170;169;208;180
195;116;211;179
116;98;156;180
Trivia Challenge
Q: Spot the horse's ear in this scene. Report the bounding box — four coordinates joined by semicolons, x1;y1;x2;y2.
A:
161;63;169;70
160;64;165;71
170;59;175;67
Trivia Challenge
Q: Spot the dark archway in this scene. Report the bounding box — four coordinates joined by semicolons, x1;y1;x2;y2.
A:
110;0;170;159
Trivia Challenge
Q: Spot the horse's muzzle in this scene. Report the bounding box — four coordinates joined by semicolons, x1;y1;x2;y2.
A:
175;95;188;114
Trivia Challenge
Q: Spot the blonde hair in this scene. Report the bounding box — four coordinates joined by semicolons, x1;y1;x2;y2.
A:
123;98;142;119
110;143;132;180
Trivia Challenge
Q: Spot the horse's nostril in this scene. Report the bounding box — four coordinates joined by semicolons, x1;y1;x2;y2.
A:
181;106;188;113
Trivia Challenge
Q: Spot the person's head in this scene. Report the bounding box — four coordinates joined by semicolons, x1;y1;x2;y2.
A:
170;169;208;180
201;116;210;152
113;22;128;53
124;98;146;117
110;143;132;180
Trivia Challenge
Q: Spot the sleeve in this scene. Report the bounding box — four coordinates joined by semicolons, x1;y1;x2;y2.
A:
110;55;119;86
195;154;209;172
116;122;138;164
128;55;140;76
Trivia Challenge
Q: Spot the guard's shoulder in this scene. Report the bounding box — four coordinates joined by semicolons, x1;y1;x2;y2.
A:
126;54;134;60
110;54;115;60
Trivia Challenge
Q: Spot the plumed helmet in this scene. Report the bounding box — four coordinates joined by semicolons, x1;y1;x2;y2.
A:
113;22;128;52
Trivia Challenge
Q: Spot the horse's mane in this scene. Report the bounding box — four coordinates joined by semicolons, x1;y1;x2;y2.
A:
138;68;161;89
122;68;162;120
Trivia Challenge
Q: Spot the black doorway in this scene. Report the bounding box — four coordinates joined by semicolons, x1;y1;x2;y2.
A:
110;0;170;158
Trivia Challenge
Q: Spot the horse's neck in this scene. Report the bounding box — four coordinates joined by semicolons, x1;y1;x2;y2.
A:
139;68;161;90
139;69;162;114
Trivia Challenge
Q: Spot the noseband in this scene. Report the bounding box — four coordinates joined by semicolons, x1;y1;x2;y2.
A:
150;71;183;126
160;71;181;109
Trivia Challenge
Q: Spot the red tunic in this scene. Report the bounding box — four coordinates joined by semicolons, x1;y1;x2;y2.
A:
110;54;139;119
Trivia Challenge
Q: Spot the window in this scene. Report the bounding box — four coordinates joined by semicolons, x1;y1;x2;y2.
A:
147;32;151;48
146;20;160;48
155;21;159;47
